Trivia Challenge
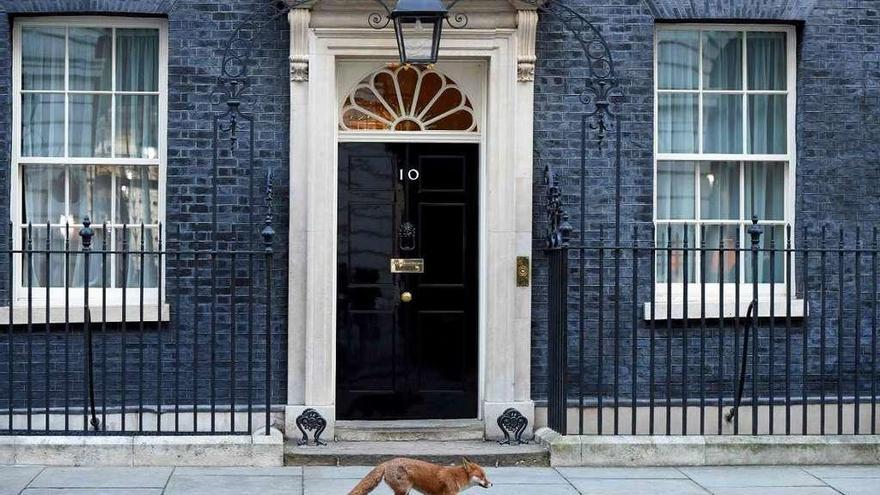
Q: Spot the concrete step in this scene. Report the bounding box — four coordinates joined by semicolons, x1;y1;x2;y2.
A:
284;440;549;467
334;419;484;442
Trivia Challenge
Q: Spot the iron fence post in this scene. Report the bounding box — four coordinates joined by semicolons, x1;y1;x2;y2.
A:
748;216;762;434
262;171;275;435
80;218;100;431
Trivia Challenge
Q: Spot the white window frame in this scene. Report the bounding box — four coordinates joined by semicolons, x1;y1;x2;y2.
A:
651;23;800;318
10;16;168;311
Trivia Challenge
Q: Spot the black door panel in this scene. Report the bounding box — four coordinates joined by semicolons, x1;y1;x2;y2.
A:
337;143;478;420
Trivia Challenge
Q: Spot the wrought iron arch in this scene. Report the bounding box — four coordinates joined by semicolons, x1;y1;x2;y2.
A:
521;0;624;248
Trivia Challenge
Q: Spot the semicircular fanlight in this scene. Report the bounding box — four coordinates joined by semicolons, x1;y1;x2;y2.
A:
340;65;478;133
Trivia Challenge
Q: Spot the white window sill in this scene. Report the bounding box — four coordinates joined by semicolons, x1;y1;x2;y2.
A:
0;304;171;325
643;299;807;321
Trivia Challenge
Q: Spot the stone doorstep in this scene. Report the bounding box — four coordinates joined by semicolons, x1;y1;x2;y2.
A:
334;419;485;442
535;427;880;467
0;428;285;467
284;440;550;467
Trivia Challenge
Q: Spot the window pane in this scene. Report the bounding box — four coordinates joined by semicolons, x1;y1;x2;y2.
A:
745;162;785;221
657;161;695;220
745;225;785;283
658;93;698;153
21;164;65;225
699;162;739;220
22;93;65;157
658;30;699;90
702;31;742;90
748;94;787;154
703;94;743;153
69;94;112;157
117;166;160;226
702;225;739;283
656;224;696;283
747;32;786;90
116;227;159;288
21;27;65;91
116;29;159;92
116;95;159;158
21;227;66;288
69;27;112;91
69;165;113;225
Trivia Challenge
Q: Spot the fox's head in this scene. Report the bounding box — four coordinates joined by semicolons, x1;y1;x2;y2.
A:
462;458;492;489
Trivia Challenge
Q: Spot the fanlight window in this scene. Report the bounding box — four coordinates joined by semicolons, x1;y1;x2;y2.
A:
340;65;477;132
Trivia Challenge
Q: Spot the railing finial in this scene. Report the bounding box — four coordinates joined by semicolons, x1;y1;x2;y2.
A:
261;169;275;250
748;215;762;249
80;217;94;249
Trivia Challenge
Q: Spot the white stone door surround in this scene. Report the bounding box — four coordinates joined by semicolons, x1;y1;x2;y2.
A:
285;0;539;440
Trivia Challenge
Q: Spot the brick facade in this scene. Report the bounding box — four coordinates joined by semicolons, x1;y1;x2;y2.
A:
0;0;290;411
0;0;877;413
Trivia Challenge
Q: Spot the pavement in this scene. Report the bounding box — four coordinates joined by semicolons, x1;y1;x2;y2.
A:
2;465;880;494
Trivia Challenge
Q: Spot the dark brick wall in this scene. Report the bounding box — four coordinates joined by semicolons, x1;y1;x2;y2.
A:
0;0;877;417
531;0;880;404
0;0;289;414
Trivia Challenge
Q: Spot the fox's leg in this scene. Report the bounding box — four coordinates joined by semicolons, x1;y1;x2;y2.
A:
383;466;413;495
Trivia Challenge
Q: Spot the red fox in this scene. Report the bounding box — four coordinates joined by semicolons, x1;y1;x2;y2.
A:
348;457;493;495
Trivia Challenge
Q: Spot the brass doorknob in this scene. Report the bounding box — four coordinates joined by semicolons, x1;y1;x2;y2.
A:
400;291;413;303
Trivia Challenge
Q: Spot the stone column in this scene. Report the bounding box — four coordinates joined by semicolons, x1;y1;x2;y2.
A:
482;8;539;441
285;7;336;441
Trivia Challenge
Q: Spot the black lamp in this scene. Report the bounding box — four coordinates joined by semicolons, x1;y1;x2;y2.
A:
389;0;448;65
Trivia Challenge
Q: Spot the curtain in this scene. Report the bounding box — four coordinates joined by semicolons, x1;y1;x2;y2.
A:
703;94;742;153
748;32;787;154
745;162;785;282
117;167;159;288
748;32;786;90
657;161;695;220
22;94;64;157
22;27;65;90
21;166;65;287
749;94;786;154
703;31;742;90
116;29;159;158
21;28;65;157
658;30;699;90
68;166;112;287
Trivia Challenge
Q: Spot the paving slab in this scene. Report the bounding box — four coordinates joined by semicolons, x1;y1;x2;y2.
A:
28;467;173;489
557;467;686;479
803;465;880;478
303;466;374;479
173;466;302;476
304;478;394;495
820;477;880;495
679;466;825;488
484;467;568;484
476;486;579;495
707;488;839;495
0;466;44;495
567;478;709;494
303;466;566;489
164;474;302;495
22;490;163;495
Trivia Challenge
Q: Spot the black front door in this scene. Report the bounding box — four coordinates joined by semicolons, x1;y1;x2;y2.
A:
337;143;479;420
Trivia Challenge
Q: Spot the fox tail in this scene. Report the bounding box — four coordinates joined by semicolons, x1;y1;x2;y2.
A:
347;464;385;495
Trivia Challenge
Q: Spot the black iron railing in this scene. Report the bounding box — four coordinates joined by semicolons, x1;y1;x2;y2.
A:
546;219;880;436
1;208;276;436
